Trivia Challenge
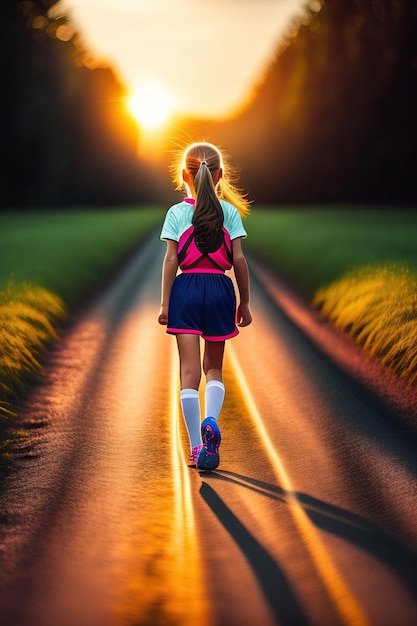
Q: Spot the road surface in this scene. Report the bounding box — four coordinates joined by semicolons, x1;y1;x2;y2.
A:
1;235;417;626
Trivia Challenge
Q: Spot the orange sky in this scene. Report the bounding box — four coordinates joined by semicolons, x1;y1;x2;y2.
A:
58;0;308;119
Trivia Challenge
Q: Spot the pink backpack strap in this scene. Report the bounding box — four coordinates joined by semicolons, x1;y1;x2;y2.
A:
178;226;233;271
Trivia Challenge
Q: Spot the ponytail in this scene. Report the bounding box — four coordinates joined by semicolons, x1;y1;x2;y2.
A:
192;161;224;253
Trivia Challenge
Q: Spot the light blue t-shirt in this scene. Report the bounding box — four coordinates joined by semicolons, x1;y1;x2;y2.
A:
160;198;247;242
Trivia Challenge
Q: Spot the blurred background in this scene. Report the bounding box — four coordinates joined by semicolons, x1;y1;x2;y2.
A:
2;0;417;209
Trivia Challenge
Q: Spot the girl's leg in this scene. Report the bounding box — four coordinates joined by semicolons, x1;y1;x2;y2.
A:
196;340;224;470
203;340;225;421
203;340;224;382
177;333;202;390
177;334;202;452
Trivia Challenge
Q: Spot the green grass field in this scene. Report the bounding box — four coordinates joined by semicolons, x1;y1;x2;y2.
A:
245;207;417;386
3;206;415;302
245;207;417;298
0;208;164;305
1;205;416;442
0;208;163;439
247;207;417;384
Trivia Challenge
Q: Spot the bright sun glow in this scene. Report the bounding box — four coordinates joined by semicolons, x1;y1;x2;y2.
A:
127;85;171;131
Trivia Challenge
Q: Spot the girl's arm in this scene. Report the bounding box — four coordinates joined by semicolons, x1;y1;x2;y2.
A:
232;238;252;327
158;239;179;325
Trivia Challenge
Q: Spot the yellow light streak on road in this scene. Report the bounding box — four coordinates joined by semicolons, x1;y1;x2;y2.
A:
228;345;370;626
169;341;210;626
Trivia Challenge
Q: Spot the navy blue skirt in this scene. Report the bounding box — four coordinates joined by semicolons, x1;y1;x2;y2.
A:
167;272;238;341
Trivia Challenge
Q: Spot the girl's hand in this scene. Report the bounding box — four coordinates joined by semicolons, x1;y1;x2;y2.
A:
158;306;168;325
237;303;252;327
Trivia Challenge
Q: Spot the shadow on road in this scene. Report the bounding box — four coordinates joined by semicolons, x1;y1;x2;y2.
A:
201;470;417;601
199;481;310;626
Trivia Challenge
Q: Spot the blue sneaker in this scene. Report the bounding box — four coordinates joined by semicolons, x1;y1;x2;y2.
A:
197;417;221;470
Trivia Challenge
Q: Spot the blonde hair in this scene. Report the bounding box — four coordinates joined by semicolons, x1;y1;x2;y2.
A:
171;141;250;218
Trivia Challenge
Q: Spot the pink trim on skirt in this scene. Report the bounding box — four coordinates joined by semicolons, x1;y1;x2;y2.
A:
167;327;239;341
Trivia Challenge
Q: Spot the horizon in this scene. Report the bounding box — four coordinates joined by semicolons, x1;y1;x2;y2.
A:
57;0;308;122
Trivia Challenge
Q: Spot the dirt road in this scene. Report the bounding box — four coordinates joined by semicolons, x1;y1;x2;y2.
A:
1;235;416;626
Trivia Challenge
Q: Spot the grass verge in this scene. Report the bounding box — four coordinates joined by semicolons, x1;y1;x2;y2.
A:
246;207;417;386
0;283;66;413
313;266;417;385
0;207;163;459
0;282;66;460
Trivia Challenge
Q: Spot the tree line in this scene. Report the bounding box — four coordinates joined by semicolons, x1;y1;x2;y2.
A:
1;0;153;208
2;0;416;208
170;0;417;206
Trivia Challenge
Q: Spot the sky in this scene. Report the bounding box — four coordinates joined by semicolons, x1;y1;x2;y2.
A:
58;0;308;119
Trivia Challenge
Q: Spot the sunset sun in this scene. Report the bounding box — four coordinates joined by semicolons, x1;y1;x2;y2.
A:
127;85;171;131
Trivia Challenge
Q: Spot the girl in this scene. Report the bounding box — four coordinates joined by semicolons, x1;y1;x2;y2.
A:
158;142;252;470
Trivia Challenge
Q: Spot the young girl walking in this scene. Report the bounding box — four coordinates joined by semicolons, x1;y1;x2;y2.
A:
158;142;252;470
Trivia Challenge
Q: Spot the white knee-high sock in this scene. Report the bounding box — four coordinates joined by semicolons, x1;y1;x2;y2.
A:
205;380;225;421
180;389;202;449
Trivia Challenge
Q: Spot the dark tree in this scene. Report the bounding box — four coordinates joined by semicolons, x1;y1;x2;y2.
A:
170;0;417;205
1;0;152;208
